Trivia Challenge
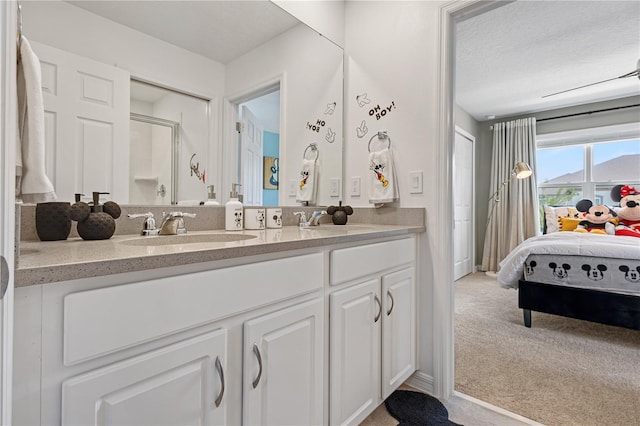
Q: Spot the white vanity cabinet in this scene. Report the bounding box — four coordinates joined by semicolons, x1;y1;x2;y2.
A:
13;233;420;426
329;238;416;426
13;252;325;426
243;298;323;425
61;329;228;425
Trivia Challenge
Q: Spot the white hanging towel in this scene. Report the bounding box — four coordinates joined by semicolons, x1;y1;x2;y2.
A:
16;36;56;203
368;147;398;206
296;158;318;204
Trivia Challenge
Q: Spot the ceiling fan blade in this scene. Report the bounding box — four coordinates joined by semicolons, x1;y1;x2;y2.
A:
542;60;640;99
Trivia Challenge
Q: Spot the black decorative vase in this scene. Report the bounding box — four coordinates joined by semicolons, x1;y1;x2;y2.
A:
35;202;71;241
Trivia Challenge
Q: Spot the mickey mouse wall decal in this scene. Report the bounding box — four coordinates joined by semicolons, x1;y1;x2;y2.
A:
356;120;368;138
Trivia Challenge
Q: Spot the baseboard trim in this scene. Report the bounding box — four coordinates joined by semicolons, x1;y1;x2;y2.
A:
453;391;544;426
405;371;434;394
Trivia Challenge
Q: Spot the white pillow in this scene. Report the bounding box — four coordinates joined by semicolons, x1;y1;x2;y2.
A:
543;206;579;233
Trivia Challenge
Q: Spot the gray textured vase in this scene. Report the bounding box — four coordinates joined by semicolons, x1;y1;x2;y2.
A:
35;202;71;241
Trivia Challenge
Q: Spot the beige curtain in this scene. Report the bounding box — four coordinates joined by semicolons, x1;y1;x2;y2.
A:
482;117;539;273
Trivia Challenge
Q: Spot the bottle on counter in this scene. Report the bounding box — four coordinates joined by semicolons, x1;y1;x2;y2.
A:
203;185;221;205
225;183;244;231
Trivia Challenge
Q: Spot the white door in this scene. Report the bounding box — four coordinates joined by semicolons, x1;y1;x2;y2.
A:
243;298;323;426
62;329;228;426
31;41;130;203
241;106;263;206
329;279;381;426
381;268;416;399
453;127;475;280
0;1;16;422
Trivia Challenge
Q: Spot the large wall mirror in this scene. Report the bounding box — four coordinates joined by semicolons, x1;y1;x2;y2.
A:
21;0;343;207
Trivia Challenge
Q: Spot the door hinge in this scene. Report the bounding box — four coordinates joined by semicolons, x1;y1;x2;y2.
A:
236;122;243;133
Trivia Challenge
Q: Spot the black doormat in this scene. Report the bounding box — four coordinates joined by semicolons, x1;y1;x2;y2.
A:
384;390;463;426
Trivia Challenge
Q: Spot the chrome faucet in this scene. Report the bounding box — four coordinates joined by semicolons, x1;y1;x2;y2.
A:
293;211;309;229
308;210;328;225
159;211;196;235
294;210;327;229
127;212;160;236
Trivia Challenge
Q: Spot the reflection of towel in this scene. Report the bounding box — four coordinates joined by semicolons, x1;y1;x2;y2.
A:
296;158;317;204
16;36;56;203
368;148;398;206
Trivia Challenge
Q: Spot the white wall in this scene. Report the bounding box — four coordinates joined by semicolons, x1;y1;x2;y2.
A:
273;0;345;48
345;0;447;388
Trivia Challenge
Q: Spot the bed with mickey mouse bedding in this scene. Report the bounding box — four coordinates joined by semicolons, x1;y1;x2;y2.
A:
497;185;640;330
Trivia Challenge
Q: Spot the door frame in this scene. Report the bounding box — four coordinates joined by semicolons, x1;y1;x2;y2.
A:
0;0;17;423
434;0;501;399
453;125;476;280
225;74;284;205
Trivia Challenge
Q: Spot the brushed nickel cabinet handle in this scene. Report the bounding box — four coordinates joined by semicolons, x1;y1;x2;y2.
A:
387;290;395;316
252;344;263;389
374;294;382;323
214;356;225;407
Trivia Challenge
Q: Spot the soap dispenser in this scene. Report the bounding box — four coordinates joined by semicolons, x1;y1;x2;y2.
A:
203;185;220;205
225;183;243;231
72;192;121;240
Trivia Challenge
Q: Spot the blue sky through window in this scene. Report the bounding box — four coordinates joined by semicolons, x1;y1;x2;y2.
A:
537;139;640;184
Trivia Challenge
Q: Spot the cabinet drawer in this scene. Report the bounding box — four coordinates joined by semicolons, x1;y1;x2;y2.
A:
330;238;415;285
63;253;323;365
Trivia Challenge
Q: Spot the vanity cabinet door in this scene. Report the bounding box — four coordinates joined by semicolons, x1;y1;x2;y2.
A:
381;267;416;399
61;329;228;426
242;297;323;426
329;279;381;426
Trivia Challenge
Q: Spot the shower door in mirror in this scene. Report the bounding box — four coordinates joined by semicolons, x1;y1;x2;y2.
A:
32;41;130;204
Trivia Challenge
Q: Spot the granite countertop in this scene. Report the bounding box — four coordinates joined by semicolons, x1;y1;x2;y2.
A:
16;224;424;287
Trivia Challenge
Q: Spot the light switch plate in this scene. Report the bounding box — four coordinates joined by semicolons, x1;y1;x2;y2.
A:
288;179;297;197
350;177;361;197
330;178;341;197
409;171;423;194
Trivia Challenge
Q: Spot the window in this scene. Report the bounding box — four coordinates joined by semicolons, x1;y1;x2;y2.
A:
537;124;640;209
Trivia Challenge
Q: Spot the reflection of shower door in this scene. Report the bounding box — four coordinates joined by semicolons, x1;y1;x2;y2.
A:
129;113;180;205
241;106;263;206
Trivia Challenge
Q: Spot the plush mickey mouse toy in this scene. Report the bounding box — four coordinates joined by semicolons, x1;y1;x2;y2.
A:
610;184;640;238
574;199;617;235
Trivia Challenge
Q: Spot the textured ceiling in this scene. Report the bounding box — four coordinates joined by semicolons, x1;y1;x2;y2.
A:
67;1;301;64
456;1;640;121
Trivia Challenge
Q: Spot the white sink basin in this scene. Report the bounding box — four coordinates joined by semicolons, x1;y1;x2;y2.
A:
119;233;257;246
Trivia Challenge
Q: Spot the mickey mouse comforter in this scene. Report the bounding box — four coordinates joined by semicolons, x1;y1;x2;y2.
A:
497;232;640;296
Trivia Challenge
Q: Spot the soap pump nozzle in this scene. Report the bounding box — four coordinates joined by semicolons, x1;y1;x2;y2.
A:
91;192;109;212
74;193;85;203
230;183;242;199
207;185;217;199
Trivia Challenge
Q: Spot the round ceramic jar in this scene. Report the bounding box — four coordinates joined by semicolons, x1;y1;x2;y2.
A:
35;202;71;241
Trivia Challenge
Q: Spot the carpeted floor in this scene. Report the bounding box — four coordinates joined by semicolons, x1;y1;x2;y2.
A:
455;272;640;426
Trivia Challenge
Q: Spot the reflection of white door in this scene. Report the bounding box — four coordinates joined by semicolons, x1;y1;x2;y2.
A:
241;106;263;206
31;41;130;203
453;127;474;280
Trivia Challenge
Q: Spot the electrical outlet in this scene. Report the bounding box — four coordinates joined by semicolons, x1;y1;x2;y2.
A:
288;179;297;197
409;171;423;194
330;178;341;197
350;177;361;197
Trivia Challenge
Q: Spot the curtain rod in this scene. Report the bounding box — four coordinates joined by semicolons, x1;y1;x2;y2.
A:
536;103;640;123
489;103;639;129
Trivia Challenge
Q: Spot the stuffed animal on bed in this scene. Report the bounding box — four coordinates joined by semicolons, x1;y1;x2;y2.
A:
574;199;617;235
610;185;640;238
